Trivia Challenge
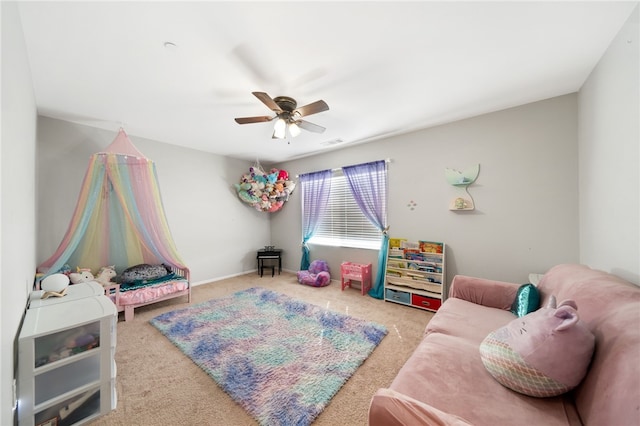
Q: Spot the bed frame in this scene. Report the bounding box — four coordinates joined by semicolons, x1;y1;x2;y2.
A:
103;266;191;322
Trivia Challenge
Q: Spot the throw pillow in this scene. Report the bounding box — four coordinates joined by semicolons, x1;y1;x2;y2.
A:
510;283;540;317
480;299;595;397
114;263;171;284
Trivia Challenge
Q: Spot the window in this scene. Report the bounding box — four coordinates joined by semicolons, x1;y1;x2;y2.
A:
308;173;382;250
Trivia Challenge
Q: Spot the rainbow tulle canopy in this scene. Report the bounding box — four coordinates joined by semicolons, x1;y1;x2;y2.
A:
38;129;186;279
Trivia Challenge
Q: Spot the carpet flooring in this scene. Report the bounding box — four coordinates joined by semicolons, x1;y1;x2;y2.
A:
90;272;433;425
150;287;388;426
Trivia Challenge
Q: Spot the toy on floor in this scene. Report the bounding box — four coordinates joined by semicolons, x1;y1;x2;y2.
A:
297;260;331;287
341;262;372;295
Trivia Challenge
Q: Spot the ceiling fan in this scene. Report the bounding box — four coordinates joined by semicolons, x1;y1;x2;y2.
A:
234;92;329;139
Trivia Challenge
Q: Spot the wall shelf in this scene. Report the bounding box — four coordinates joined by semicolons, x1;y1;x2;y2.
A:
445;164;479;211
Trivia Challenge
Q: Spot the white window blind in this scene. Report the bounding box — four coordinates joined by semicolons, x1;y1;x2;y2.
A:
308;173;382;250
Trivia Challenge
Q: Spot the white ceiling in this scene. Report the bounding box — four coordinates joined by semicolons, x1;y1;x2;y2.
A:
17;1;637;162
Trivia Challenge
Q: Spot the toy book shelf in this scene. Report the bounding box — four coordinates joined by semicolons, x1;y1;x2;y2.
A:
18;288;117;426
384;239;446;312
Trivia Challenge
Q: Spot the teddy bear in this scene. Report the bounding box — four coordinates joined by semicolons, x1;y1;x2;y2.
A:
267;170;278;184
284;180;296;196
259;194;271;210
480;297;595;397
274;182;285;196
277;169;289;181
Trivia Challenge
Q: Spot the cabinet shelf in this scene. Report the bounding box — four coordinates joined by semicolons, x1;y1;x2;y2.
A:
34;381;100;413
386;278;442;294
18;285;117;426
33;346;100;375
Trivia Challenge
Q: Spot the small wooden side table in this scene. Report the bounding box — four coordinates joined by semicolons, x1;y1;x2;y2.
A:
257;249;282;277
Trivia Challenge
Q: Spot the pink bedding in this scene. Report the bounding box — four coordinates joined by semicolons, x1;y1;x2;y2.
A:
109;279;188;306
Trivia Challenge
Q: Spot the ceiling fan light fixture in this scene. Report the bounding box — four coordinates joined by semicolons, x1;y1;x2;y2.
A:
288;122;301;137
273;117;287;139
235;92;329;138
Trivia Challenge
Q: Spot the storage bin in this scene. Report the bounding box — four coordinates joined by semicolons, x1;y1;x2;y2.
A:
385;288;410;304
411;293;442;311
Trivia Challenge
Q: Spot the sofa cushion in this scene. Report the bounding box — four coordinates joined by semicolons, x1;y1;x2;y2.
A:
389;332;580;426
510;283;540;317
426;297;515;343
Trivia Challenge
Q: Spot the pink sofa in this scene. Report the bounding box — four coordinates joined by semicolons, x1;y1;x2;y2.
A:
369;264;640;425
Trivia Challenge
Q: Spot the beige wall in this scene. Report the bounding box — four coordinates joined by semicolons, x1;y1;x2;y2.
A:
3;5;638;424
272;94;580;286
578;5;639;284
36;117;271;283
1;2;38;423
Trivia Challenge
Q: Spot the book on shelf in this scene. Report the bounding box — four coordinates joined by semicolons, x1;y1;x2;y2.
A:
389;238;407;248
419;241;444;253
400;241;420;250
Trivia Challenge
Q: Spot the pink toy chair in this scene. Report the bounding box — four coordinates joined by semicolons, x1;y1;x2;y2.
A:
297;260;331;287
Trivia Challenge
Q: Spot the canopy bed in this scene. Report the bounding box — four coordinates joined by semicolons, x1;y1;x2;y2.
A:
37;129;190;321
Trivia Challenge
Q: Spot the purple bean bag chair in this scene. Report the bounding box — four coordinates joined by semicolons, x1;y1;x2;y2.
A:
297;260;331;287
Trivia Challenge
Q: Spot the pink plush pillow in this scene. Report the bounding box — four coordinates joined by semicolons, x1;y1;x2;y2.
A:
479;298;595;397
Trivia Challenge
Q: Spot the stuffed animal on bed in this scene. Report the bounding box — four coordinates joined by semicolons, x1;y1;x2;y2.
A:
69;269;95;284
95;265;117;286
114;263;171;284
480;298;595;397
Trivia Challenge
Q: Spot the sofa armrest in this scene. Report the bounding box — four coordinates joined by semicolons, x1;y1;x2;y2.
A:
368;388;473;426
448;275;519;310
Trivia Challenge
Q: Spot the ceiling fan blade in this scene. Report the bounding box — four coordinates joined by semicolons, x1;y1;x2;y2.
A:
293;100;329;118
252;92;282;113
297;120;326;133
234;116;274;124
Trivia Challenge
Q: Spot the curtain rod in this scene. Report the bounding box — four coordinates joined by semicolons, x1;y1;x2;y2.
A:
296;158;392;178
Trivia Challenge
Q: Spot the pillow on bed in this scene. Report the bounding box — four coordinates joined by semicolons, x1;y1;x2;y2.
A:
115;263;171;284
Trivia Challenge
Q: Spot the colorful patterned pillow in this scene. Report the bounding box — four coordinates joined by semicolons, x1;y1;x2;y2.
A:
114;263;171;284
480;299;595;397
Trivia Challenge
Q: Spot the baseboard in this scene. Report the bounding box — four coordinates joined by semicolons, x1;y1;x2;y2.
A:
190;270;260;287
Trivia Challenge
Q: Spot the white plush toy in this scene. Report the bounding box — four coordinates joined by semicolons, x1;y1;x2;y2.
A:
69;269;95;284
95;266;117;286
40;273;70;297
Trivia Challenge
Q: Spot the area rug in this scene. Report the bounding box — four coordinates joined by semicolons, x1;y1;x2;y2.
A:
150;287;388;426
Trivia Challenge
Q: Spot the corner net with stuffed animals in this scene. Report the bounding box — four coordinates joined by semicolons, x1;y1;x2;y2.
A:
36;129;190;321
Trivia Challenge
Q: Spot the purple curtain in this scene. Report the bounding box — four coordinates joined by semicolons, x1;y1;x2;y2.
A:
342;160;388;299
299;169;332;270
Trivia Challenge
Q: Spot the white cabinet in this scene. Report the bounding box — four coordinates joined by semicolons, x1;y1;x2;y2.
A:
18;287;117;426
384;240;446;312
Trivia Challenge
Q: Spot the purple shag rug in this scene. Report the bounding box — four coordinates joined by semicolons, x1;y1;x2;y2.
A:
150;287;387;426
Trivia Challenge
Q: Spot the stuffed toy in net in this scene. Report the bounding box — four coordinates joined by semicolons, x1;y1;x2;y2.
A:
479;297;595;397
297;260;331;287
